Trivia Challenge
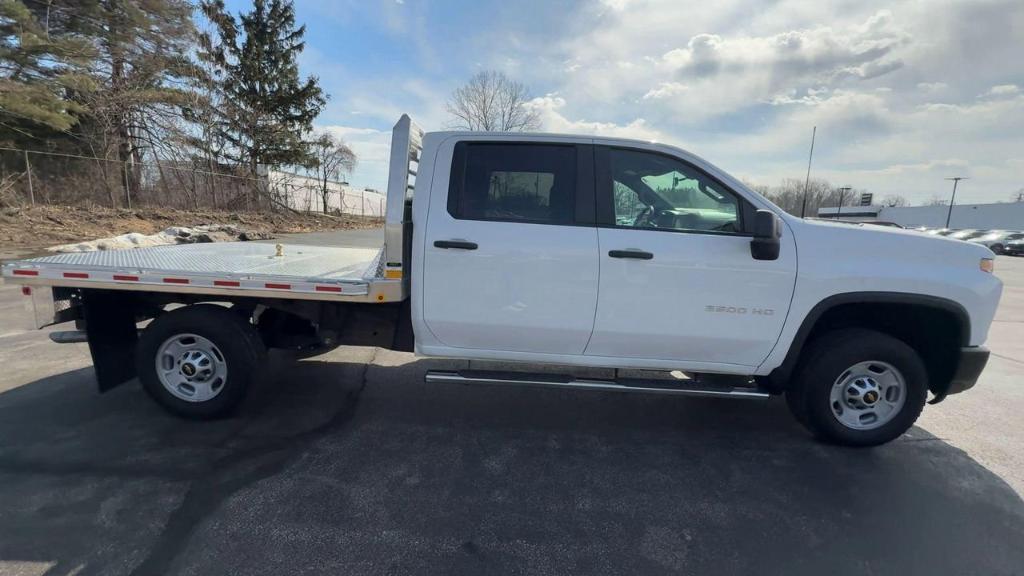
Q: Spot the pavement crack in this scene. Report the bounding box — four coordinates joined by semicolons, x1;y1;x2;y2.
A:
128;351;376;576
991;351;1024;366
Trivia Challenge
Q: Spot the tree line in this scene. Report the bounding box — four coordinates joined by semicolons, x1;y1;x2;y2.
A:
746;178;907;217
0;0;355;212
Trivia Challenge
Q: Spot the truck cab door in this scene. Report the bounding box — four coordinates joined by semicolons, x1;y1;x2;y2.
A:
417;139;598;355
584;145;797;368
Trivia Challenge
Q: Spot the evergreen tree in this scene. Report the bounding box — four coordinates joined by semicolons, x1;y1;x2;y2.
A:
2;0;199;206
0;0;95;143
198;0;326;189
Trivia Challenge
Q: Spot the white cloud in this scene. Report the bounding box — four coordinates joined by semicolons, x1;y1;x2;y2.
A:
526;94;665;142
982;84;1020;98
642;82;689;100
917;82;948;93
599;0;633;11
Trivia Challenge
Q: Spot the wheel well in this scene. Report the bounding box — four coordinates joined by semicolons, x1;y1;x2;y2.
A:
771;298;967;397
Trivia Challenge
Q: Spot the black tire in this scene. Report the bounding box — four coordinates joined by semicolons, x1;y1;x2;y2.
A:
990;244;1004;255
136;304;265;419
787;328;928;447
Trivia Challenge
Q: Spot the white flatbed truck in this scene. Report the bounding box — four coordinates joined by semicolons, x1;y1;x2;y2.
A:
2;115;1003;446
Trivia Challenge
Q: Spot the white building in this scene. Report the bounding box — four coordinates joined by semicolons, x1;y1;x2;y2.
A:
267;170;385;217
819;202;1024;230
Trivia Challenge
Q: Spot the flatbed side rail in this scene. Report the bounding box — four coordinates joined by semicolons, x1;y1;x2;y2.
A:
1;263;404;303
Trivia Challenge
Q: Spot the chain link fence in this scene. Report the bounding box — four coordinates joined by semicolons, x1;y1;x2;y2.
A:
0;147;384;217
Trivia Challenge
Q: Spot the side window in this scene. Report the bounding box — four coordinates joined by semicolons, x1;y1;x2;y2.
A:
449;142;577;224
607;148;742;234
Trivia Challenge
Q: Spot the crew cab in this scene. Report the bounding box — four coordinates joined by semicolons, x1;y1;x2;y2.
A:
2;115;1003;446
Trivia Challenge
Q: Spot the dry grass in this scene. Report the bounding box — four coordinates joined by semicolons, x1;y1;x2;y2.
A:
0;205;381;251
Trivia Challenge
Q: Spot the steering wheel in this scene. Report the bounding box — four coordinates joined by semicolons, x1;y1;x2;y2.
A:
633;206;654;228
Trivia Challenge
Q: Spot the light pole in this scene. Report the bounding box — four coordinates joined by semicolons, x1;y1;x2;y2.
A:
944;177;968;228
835;186;852;218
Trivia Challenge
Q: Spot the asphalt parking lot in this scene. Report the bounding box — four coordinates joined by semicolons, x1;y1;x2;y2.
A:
1;232;1022;575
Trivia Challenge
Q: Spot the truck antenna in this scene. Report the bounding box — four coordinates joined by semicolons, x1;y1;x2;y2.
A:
799;126;817;218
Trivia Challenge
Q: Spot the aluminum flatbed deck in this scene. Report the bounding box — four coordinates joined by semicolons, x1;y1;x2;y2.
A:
1;241;404;303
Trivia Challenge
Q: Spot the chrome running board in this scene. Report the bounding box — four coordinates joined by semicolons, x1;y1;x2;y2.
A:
424;370;770;399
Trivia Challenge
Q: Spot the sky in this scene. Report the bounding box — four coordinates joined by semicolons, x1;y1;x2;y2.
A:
225;0;1024;205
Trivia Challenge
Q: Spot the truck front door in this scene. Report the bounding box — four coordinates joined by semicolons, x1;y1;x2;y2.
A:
420;140;599;355
584;146;797;367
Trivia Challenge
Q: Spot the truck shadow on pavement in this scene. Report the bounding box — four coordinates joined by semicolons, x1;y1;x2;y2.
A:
0;351;1022;576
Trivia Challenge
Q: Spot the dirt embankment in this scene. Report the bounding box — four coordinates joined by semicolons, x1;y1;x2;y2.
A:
0;205;381;256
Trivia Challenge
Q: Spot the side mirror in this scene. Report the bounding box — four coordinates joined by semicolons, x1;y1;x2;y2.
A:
750;210;781;261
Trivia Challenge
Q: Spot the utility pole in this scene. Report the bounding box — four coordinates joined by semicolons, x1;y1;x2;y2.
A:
835;186;852;218
799;126;817;218
944;177;968;228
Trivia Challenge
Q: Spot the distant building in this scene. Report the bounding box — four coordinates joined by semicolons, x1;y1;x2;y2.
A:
267;170;385;217
816;206;882;222
818;202;1024;229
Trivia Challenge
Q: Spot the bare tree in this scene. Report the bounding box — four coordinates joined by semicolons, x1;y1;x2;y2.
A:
446;71;542;132
309;133;356;213
750;177;859;216
926;194;949;206
1011;188;1024;203
882;194;907;207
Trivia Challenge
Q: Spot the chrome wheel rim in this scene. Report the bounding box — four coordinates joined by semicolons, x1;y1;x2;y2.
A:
829;360;906;430
155;333;228;403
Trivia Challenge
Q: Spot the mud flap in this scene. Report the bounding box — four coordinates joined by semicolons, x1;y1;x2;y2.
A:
82;290;138;392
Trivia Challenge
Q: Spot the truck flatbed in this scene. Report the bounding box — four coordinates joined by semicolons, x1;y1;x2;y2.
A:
2;241;403;302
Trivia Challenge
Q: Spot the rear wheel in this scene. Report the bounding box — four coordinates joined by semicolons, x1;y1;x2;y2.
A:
786;329;928;446
990;243;1004;255
137;304;265;419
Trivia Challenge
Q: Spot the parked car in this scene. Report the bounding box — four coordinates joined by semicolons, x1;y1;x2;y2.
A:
1;114;1003;447
1003;238;1024;256
948;229;989;240
969;231;1024;254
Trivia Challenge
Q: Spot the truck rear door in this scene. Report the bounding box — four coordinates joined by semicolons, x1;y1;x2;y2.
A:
419;139;598;355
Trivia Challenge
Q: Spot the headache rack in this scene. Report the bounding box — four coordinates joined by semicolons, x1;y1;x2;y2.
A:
1;115;425;305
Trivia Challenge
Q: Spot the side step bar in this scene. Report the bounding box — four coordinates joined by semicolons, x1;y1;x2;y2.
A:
425;370;770;399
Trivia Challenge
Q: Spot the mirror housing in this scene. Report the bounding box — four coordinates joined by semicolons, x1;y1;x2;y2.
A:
750;210;781;261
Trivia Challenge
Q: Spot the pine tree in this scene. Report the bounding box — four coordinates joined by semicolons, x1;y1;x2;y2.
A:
0;1;95;143
198;0;326;206
2;0;199;206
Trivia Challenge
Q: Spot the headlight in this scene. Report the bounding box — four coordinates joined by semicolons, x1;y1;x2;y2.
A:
980;258;995;273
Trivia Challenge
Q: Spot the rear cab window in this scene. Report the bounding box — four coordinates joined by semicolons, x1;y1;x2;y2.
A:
448;142;594;225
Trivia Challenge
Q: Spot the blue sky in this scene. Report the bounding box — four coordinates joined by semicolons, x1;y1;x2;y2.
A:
222;0;1024;205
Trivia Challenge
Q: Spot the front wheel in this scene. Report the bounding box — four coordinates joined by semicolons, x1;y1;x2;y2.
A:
786;329;928;446
136;304;266;419
990;243;1004;255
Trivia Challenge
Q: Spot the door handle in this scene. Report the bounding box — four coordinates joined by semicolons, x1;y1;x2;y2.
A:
608;249;653;260
434;240;478;250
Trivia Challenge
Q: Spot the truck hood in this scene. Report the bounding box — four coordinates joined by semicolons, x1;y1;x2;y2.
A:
787;217;996;260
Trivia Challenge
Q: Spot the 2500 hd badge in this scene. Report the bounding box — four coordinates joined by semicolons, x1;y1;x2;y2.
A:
705;305;775;316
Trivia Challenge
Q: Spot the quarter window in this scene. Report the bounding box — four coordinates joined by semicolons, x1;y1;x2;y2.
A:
449;142;577;224
607;148;742;234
